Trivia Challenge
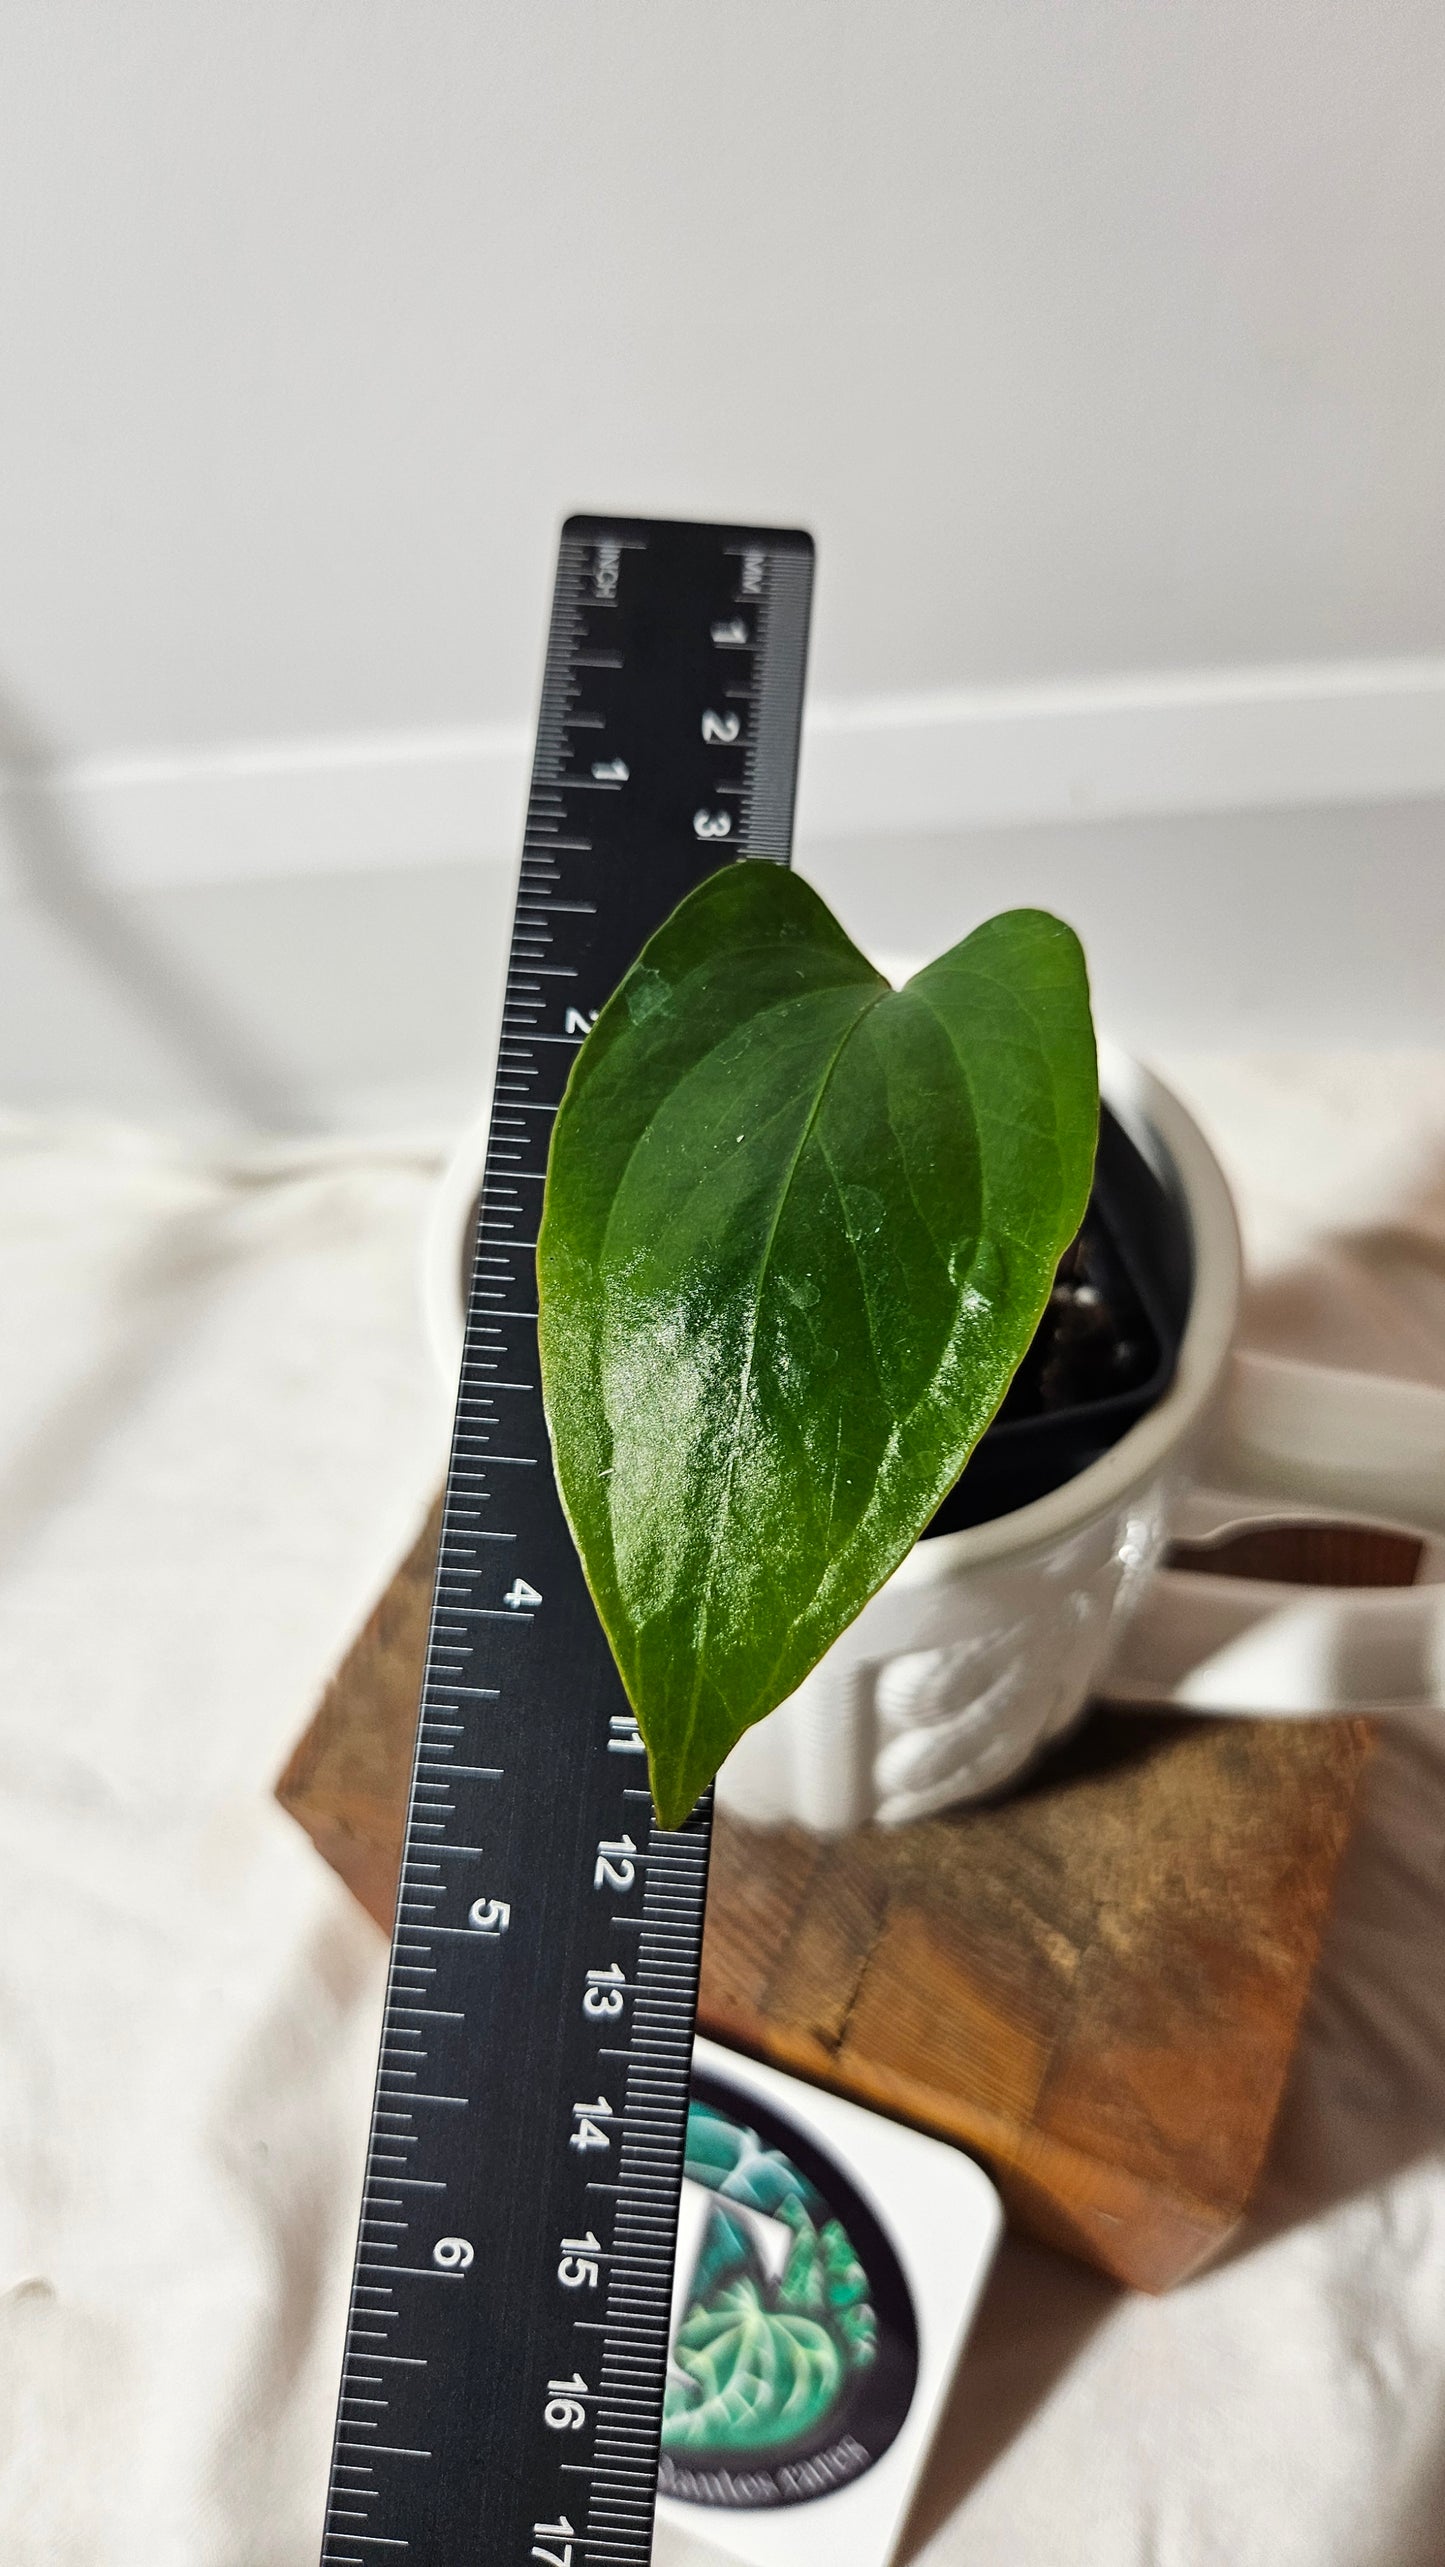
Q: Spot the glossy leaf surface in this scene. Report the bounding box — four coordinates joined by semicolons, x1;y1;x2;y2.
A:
536;865;1097;1826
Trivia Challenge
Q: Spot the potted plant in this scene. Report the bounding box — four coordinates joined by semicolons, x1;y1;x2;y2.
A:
426;859;1445;1836
535;862;1111;1827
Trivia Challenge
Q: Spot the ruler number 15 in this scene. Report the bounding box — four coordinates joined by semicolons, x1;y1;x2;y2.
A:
533;2521;575;2567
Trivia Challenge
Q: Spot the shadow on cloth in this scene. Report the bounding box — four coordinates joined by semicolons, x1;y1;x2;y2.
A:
898;2234;1116;2556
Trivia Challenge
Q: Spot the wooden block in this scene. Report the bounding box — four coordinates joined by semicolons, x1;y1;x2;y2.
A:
277;1497;1379;2292
698;1710;1372;2289
278;1494;444;1935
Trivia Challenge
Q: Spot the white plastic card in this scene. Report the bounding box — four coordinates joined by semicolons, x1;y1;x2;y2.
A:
652;2037;1003;2567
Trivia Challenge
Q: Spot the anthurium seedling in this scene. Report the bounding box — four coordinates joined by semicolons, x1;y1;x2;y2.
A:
536;863;1098;1828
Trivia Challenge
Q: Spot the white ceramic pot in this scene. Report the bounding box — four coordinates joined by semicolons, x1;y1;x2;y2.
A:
424;1046;1445;1833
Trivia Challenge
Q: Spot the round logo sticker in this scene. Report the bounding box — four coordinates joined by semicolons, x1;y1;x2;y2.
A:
657;2066;919;2511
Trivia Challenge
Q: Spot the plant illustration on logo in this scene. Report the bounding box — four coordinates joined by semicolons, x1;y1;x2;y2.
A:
659;2074;919;2509
665;2103;877;2452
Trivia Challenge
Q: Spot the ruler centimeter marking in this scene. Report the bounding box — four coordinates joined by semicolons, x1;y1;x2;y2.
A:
320;517;814;2566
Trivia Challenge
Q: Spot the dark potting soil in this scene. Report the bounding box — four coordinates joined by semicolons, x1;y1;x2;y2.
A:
923;1102;1193;1537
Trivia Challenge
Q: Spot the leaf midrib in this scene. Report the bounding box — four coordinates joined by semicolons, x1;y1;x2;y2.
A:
741;983;999;1712
594;955;1048;1777
668;972;891;1771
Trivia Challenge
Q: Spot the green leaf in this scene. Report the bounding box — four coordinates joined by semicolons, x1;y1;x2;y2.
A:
536;864;1097;1827
664;2277;845;2451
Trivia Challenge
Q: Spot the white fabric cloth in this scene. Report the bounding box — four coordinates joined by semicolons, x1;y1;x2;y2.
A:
0;1121;447;2565
0;1059;1443;2566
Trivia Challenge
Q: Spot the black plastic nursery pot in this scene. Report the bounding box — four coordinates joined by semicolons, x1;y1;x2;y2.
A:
455;1102;1192;1542
923;1102;1194;1538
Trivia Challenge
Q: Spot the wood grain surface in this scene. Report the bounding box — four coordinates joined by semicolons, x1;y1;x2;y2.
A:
277;1499;1395;2290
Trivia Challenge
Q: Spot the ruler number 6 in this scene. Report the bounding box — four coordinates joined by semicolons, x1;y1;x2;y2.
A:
432;2235;473;2272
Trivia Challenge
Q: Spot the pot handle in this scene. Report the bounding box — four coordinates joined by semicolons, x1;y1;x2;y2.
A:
1103;1351;1445;1718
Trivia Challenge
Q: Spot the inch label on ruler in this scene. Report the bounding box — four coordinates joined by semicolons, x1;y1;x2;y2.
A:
320;517;813;2567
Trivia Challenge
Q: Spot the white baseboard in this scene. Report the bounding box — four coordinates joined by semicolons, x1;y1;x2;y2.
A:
0;726;531;895
3;656;1445;894
800;657;1445;837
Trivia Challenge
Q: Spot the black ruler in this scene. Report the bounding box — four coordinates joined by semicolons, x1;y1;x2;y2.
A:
320;517;814;2567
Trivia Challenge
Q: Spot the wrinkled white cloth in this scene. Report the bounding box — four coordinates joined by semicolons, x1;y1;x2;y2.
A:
0;1058;1443;2567
0;1121;447;2565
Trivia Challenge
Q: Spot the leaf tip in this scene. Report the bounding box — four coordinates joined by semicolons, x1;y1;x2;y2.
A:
645;1737;702;1835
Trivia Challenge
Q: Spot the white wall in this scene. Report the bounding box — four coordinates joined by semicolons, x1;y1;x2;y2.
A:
3;806;1441;1137
1;1;1442;1127
3;0;1443;754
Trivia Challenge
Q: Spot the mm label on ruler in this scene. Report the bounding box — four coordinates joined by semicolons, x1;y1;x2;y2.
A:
321;517;814;2567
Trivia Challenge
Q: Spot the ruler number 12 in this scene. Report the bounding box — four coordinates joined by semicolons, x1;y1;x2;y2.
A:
533;2522;575;2567
594;1834;636;1894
